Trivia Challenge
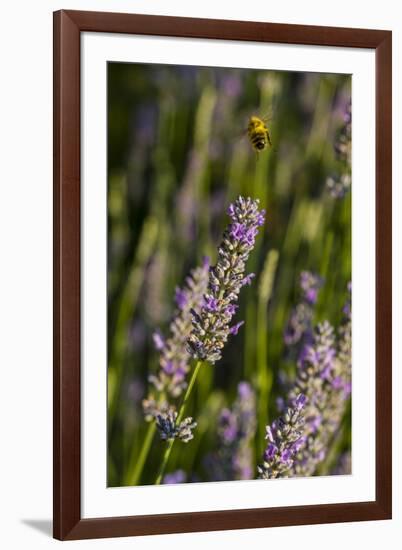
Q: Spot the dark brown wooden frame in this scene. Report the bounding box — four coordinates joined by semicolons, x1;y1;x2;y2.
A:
53;9;392;541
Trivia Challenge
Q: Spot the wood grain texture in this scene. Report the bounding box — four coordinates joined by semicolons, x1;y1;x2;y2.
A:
53;10;81;541
375;32;392;518
53;10;392;540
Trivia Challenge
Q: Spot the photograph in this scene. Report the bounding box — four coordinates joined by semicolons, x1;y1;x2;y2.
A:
1;1;396;546
107;62;352;487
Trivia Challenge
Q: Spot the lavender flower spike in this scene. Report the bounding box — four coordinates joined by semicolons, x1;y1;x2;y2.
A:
143;259;209;444
270;280;351;479
284;271;323;348
188;196;265;364
207;382;257;481
300;271;323;306
155;409;197;443
326;101;351;199
258;394;306;479
289;306;351;477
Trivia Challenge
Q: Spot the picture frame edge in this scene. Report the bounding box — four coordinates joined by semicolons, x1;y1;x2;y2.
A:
53;9;392;541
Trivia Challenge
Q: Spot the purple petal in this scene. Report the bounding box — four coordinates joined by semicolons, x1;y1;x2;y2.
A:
257;210;266;226
175;287;188;309
152;331;165;351
230;222;247;241
308;415;322;432
238;381;252;399
205;296;219;312
295;393;307;409
242;273;255;286
265;426;274;443
162;361;174;375
305;288;318;304
227;203;236;219
230;321;244;335
265;443;278;460
280;449;292;463
225;304;238;316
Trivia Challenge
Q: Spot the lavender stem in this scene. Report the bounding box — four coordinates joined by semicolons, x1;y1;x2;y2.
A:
155;360;203;485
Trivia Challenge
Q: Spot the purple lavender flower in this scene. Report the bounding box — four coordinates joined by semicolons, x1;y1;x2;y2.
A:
220;409;238;444
280;449;292;463
162;361;175;375
300;271;323;305
142;397;170;422
326;173;351;199
204;296;219;312
308;415;322;432
175;287;188;309
163;469;187;484
287;302;351;477
326;101;351;199
230;222;247;241
147;258;210;400
242;273;255;287
265;443;278;460
295;393;307;408
225;304;238;316
333;283;352;402
207;382;256;481
188;196;265;364
238;380;253;399
155;409;196;443
230;321;244;335
152;331;165;351
258;397;306;479
284;271;323;348
143;260;210;443
265;280;352;479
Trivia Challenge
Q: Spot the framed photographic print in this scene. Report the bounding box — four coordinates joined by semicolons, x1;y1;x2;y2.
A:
53;10;392;540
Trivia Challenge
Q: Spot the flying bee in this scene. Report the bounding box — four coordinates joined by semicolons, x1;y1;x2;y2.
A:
247;115;272;155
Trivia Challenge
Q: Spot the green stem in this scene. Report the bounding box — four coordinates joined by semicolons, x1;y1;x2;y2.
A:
155;360;203;484
127;421;156;486
126;390;167;485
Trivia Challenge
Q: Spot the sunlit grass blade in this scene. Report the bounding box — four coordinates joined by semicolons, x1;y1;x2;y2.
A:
255;249;279;457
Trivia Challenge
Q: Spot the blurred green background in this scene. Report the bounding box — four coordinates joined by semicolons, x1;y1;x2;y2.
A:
107;62;351;486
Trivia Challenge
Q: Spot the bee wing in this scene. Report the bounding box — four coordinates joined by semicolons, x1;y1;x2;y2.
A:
233;126;249;143
261;108;276;124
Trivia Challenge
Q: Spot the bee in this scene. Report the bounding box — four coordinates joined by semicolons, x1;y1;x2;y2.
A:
247;115;272;154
